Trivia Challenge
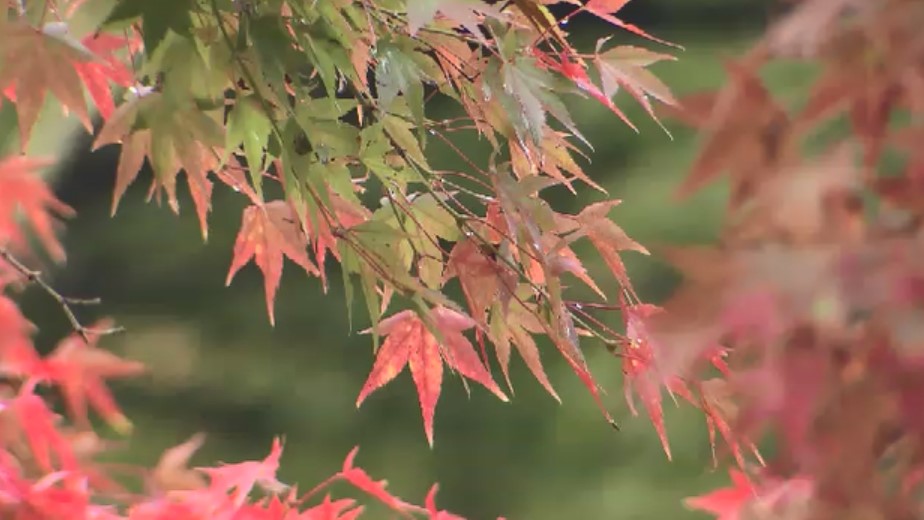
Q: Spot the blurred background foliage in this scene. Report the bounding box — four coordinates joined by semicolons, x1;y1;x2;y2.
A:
1;1;817;518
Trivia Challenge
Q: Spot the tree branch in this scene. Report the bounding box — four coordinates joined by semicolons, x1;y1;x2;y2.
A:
0;247;124;343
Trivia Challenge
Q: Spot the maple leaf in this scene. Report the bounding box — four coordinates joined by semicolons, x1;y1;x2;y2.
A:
356;307;508;446
488;297;560;401
509;130;605;193
74;33;136;120
151;433;208;493
0;294;33;346
425;485;465;520
583;0;678;48
0;155;75;262
226;201;320;326
302;193;370;293
44;319;145;432
444;239;513;328
92;90;224;238
686;471;816;520
0;21;110;147
11;385;78;472
1;29;135;122
673;61;794;206
6;469;100;520
622;303;673;458
337;447;414;513
684;469;756;520
197;437;287;508
406;0;502;38
524;234;605;300
535;50;638;132
687;379;763;470
593;41;677;132
725;144;863;245
560;200;648;290
300;495;364;520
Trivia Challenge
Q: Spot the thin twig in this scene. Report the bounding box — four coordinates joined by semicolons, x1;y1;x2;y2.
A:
0;247;124;343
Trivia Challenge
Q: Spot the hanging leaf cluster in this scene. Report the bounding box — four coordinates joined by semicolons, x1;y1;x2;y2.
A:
0;0;683;517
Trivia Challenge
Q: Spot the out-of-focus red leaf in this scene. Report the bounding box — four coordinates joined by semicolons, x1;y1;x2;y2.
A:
12;386;78;472
675;61;792;206
43;320;144;433
151;433;207;493
300;495;364;520
197;437;287;507
0;155;75;262
684;469;755;520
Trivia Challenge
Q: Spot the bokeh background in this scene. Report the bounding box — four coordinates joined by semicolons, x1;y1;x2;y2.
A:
1;1;812;518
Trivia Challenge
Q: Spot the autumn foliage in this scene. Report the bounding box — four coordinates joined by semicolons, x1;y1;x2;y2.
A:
0;0;921;517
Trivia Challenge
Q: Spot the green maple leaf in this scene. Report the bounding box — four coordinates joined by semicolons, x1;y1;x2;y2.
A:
105;0;194;54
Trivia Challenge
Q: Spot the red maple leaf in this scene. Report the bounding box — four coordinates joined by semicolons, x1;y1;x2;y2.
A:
337;447;413;513
583;0;678;48
0;155;75;262
355;307;508;446
197;437;287;508
534;50;638;132
622;303;674;458
299;495;364;520
11;384;78;472
684;469;756;520
226;201;320;326
425;485;465;520
74;33;136;120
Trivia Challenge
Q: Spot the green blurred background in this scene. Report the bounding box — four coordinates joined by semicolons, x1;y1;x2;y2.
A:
2;1;810;518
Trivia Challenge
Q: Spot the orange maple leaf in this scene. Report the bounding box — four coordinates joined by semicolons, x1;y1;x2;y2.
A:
356;307;508;446
226;201;320;326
